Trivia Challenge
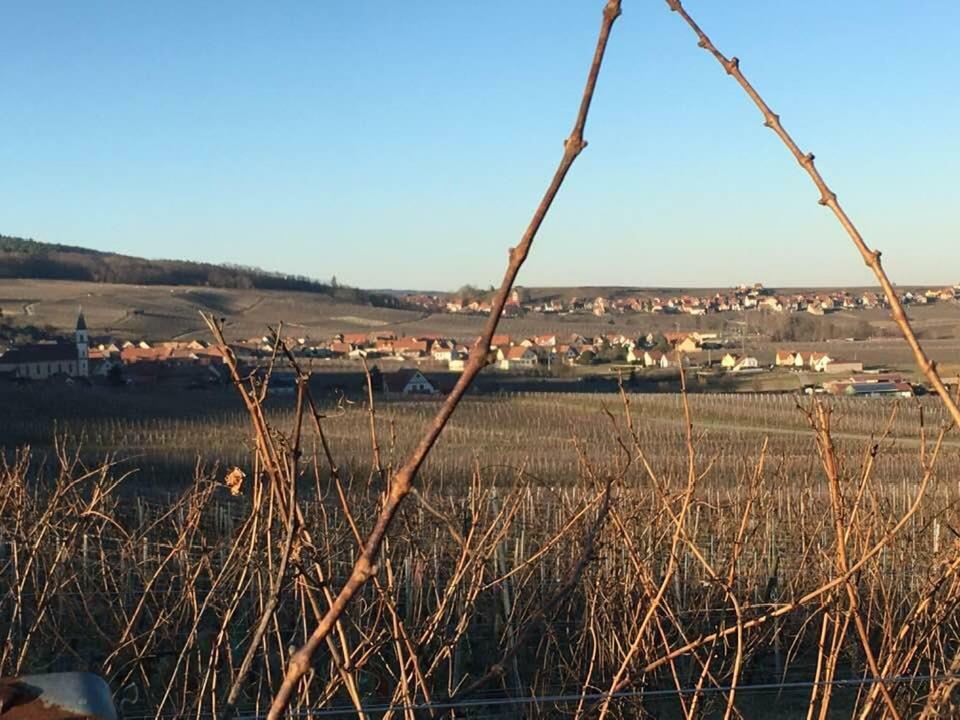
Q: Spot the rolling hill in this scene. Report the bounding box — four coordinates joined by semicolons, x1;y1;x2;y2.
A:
0;234;403;308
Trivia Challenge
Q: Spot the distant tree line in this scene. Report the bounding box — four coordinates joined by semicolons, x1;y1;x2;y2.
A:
0;235;407;308
0;319;60;345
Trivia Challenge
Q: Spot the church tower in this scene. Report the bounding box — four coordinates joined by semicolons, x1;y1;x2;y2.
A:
76;309;89;377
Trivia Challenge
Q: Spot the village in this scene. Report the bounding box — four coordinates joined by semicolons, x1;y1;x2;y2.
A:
0;307;937;400
400;282;960;318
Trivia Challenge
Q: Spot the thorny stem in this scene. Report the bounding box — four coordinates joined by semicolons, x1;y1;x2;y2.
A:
265;3;622;716
665;0;960;431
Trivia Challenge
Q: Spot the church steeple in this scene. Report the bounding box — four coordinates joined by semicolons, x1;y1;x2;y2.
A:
76;308;89;378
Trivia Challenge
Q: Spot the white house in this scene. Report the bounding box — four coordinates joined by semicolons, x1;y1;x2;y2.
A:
720;353;740;369
499;346;539;370
810;353;834;372
732;356;759;372
382;369;438;395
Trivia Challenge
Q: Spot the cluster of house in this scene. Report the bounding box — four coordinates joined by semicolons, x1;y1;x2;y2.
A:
294;330;725;371
0;311;917;398
400;284;960;318
301;332;471;366
0;312;229;384
774;350;864;375
238;331;878;379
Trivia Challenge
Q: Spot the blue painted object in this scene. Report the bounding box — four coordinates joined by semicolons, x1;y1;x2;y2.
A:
0;673;116;720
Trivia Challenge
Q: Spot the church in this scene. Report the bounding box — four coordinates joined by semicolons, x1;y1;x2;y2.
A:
0;312;90;380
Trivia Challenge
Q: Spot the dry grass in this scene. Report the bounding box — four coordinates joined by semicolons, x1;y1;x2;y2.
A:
3;387;960;717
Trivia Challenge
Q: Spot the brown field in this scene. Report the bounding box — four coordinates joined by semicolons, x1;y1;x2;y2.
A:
3;386;960;717
0;278;422;341
4;279;959;355
4;385;960;489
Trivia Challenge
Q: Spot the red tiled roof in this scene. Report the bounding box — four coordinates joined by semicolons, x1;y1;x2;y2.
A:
394;338;428;353
506;346;534;360
121;347;171;363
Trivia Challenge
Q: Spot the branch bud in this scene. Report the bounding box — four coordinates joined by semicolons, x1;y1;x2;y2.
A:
817;190;837;206
564;136;587;155
604;0;622;21
724;57;739;75
763;113;780;129
354;556;378;582
800;152;815;167
666;0;681;11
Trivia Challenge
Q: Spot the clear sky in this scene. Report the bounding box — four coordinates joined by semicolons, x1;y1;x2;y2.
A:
2;1;958;290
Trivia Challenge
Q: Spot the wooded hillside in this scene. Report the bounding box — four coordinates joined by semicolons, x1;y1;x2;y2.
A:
0;235;404;307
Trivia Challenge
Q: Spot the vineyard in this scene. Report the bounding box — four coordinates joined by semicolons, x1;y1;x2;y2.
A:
3;388;960;717
3;388;958;491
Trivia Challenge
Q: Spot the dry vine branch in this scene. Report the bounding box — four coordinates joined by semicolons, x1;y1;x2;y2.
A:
664;0;960;430
811;402;900;719
263;2;623;716
203;316;368;717
597;366;702;720
640;427;945;676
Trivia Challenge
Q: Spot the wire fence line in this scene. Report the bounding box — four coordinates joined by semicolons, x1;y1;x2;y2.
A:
112;672;960;720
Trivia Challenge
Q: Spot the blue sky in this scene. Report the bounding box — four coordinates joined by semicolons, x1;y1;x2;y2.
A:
2;1;958;290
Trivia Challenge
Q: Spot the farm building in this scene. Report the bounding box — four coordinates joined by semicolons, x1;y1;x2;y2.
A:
822;359;864;374
842;382;914;398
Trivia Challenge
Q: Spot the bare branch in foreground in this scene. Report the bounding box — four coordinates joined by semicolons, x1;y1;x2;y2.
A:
665;0;960;430
265;2;623;716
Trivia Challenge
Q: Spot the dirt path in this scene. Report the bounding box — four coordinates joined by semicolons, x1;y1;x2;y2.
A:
237;294;266;315
381;311;432;330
